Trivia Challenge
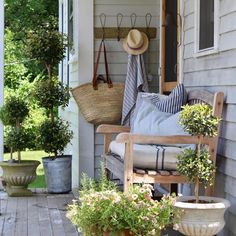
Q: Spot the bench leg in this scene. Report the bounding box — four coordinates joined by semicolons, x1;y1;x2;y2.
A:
170;184;178;195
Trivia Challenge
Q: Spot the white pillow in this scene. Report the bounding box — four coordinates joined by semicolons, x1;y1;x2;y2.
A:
132;100;172;135
132;101;192;147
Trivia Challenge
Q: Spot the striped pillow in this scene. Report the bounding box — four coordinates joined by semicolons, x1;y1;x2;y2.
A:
153;83;187;114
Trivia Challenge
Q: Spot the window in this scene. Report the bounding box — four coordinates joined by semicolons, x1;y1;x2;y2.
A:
68;0;74;53
195;0;219;56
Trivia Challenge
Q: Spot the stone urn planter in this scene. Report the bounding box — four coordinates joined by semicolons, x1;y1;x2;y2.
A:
43;155;72;193
174;196;230;236
0;160;40;196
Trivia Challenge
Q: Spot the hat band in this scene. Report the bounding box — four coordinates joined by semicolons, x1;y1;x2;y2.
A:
127;42;144;51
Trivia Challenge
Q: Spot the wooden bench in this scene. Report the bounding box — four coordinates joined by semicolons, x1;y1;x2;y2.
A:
97;90;224;196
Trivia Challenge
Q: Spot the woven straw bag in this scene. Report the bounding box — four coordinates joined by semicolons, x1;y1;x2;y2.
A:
71;40;124;125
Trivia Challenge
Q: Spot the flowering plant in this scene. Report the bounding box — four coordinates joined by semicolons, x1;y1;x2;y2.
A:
67;169;179;236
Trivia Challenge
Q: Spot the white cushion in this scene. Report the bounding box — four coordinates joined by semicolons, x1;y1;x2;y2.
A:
132;100;172;135
132;100;191;147
109;140;191;170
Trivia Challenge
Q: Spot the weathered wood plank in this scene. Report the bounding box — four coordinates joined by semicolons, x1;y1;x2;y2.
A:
217;155;236;179
2;196;17;236
218;138;236;161
27;195;40;236
37;195;53;236
0;194;8;235
15;197;28;236
184;49;236;73
54;194;78;236
47;196;66;236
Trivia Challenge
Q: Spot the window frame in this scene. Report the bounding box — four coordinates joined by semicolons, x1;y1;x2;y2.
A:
68;0;74;54
67;0;78;64
194;0;219;57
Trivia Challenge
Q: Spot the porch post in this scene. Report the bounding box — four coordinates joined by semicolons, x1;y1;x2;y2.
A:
0;0;4;163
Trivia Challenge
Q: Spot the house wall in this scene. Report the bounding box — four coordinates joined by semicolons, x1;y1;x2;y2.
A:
59;0;94;188
0;0;4;164
94;0;160;179
182;0;236;235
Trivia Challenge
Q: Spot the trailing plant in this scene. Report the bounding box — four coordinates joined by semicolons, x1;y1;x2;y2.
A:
67;167;179;236
27;21;73;159
0;95;31;161
177;104;221;203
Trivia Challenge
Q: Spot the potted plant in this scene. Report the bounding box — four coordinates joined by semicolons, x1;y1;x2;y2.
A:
67;168;179;236
0;95;40;196
27;19;73;193
174;104;230;236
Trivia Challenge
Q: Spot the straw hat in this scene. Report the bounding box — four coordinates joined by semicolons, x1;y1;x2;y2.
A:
123;29;149;55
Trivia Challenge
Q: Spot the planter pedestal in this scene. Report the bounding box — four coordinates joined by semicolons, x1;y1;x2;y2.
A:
174;196;230;236
0;160;40;197
5;185;33;196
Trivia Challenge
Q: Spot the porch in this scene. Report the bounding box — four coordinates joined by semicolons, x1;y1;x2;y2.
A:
0;190;79;236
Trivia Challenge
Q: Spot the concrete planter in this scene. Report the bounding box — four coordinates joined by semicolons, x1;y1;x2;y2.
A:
174;196;230;236
43;155;72;193
0;160;40;196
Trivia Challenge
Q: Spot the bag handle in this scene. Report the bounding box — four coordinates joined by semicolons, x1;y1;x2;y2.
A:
92;40;113;90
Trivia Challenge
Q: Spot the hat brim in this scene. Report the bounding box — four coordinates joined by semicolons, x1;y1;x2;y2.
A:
123;32;149;55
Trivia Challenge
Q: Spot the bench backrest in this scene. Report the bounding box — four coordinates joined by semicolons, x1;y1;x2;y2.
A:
187;90;224;118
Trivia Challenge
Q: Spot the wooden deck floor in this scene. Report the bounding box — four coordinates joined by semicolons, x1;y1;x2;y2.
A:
0;191;79;236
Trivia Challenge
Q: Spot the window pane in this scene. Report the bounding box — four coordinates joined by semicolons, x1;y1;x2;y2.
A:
199;0;214;50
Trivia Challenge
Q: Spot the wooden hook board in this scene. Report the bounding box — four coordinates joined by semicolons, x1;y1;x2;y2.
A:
94;27;157;39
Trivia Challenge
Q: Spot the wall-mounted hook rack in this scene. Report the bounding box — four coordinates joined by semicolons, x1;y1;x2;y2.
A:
94;27;157;39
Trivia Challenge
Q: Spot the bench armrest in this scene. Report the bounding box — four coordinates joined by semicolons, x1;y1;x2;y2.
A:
116;133;215;146
97;124;130;134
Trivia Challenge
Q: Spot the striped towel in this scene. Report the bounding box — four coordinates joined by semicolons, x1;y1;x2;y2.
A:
121;54;149;125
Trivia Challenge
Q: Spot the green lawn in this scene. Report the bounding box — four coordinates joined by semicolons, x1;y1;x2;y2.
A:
4;150;47;188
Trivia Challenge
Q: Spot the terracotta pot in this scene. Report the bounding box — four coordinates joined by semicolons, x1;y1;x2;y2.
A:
103;229;132;236
174;196;230;236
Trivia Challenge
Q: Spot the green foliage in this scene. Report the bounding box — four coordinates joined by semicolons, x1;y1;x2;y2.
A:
27;18;72;159
32;78;70;111
27;20;68;75
4;30;31;89
177;148;216;188
179;104;220;137
5;0;58;40
0;95;29;126
4;82;47;150
177;104;221;202
5;128;33;152
67;170;179;236
0;95;32;160
38;118;73;158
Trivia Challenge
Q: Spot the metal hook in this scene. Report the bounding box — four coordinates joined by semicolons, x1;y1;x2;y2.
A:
99;13;106;40
116;13;123;41
130;13;137;29
145;13;152;41
145;13;152;28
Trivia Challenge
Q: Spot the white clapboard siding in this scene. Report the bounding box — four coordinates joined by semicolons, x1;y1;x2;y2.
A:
182;0;236;234
94;0;159;179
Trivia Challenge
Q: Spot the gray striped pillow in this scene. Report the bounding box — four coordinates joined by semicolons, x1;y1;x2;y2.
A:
153;84;187;114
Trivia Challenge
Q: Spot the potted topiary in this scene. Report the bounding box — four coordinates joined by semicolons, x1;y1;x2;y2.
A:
174;104;230;236
0;95;40;196
27;19;73;193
